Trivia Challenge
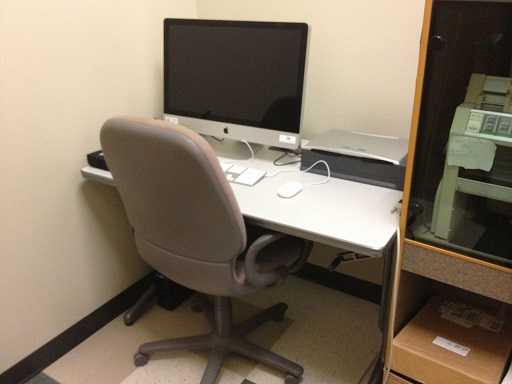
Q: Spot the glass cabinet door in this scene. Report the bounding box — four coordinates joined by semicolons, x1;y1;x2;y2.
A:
406;0;512;268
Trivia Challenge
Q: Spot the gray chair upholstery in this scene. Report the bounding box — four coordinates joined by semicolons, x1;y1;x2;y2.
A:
100;116;312;384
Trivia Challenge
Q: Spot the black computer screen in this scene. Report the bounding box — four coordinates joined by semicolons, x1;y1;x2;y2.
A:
163;18;308;149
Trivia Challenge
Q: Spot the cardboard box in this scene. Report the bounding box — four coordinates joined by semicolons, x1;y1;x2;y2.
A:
391;295;512;384
385;372;415;384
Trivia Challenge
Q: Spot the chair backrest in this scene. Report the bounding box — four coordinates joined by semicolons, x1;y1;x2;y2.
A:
100;117;247;284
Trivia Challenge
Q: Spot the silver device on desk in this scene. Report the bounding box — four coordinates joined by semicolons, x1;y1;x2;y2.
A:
301;129;409;190
431;74;512;241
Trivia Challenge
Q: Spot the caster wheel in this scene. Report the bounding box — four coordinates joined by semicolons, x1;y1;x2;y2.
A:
134;352;149;367
124;313;135;326
284;374;300;384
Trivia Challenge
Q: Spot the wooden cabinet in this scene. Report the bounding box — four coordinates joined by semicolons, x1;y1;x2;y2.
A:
406;0;512;268
386;0;512;382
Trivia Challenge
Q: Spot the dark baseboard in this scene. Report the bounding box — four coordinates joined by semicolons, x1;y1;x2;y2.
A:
1;264;380;384
294;263;382;304
0;274;154;384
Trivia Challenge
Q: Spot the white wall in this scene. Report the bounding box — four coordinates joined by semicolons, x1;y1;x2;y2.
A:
0;0;196;372
196;0;425;140
0;0;425;373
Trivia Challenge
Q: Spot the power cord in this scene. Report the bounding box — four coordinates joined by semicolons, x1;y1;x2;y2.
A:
241;140;255;161
265;160;331;186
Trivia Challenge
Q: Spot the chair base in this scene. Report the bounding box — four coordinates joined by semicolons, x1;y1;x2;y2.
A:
134;294;303;384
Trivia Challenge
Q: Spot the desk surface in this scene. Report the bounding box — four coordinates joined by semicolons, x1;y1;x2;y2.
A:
81;139;402;257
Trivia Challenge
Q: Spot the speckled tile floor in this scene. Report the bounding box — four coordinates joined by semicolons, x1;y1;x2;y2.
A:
43;276;381;384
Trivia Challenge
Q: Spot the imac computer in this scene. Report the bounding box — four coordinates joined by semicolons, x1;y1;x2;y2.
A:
163;18;309;151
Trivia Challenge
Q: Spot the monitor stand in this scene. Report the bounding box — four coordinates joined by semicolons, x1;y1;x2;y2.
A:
204;136;263;161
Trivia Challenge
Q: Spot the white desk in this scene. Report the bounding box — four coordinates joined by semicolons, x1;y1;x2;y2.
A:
81;139;403;383
82;139;402;258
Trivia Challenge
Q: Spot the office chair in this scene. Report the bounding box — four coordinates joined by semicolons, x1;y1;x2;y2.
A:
100;116;313;384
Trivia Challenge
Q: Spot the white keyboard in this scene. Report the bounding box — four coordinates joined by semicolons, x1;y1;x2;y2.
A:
220;162;266;186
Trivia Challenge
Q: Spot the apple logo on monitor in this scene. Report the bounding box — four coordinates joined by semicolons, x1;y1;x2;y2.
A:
224;127;229;134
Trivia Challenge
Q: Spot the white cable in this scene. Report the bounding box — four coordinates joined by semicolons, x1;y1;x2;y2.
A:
266;160;330;186
301;160;330;186
241;140;255;161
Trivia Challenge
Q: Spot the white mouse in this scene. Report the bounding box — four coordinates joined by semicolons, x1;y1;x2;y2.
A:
277;181;303;198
